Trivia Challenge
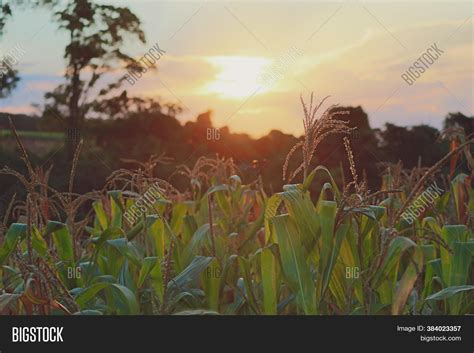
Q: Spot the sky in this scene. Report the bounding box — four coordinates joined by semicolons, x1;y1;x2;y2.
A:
0;0;472;137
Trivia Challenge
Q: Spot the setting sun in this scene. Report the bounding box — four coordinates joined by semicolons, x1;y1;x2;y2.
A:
201;56;272;99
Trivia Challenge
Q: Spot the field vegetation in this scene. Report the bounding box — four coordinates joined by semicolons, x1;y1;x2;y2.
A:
0;96;472;315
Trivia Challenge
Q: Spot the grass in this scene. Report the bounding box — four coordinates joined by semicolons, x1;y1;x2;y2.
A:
0;96;473;315
0;129;64;141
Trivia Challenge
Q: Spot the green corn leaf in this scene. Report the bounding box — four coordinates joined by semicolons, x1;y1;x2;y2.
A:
183;224;210;267
202;257;221;312
317;200;337;299
150;257;164;302
447;240;472;314
91;227;124;252
167;256;213;297
303;165;341;200
281;185;320;251
264;194;282;243
182;215;198;244
75;282;138;314
323;222;350;302
219;254;238;296
273;214;316;314
125;220;144;241
426;285;474;301
106;238;142;267
31;226;48;258
170;202;189;235
204;184;230;198
146;215;165;258
118;259;135;293
372;236;417;289
0;224;26;265
449;241;472;286
45;221;74;265
137;257;157;288
238;256;260;314
239;204;265;252
92;201;108;230
214;187;232;219
261;246;278;315
440;225;468;283
422;217;442;235
108;191;124;228
391;246;423;315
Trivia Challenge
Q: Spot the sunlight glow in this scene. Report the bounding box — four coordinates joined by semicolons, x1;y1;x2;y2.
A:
201;56;272;99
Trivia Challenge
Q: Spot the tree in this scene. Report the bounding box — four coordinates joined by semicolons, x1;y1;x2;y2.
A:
0;2;19;99
0;60;18;99
444;112;474;137
0;2;13;36
379;123;445;168
41;0;153;157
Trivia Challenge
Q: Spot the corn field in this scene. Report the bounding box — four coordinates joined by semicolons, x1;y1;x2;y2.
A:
0;96;473;316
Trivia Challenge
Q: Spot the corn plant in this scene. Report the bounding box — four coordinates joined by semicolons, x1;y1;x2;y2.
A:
0;98;472;315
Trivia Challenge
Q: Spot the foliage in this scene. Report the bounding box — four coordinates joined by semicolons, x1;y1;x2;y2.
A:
0;120;472;315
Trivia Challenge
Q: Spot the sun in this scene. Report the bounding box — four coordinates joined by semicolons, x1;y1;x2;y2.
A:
201;56;272;99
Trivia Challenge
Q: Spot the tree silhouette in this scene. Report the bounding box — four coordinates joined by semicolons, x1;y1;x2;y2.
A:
41;0;153;157
444;112;474;137
0;2;19;99
379;123;446;168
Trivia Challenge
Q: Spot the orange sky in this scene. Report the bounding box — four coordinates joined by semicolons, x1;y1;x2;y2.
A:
0;1;472;137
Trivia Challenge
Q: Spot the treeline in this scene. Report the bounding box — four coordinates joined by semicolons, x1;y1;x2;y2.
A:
0;108;472;202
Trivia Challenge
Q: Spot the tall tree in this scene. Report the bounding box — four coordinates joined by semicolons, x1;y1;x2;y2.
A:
42;0;153;157
0;2;19;99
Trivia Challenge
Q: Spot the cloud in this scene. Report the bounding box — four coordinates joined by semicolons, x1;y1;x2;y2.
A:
1;1;471;137
0;105;38;115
